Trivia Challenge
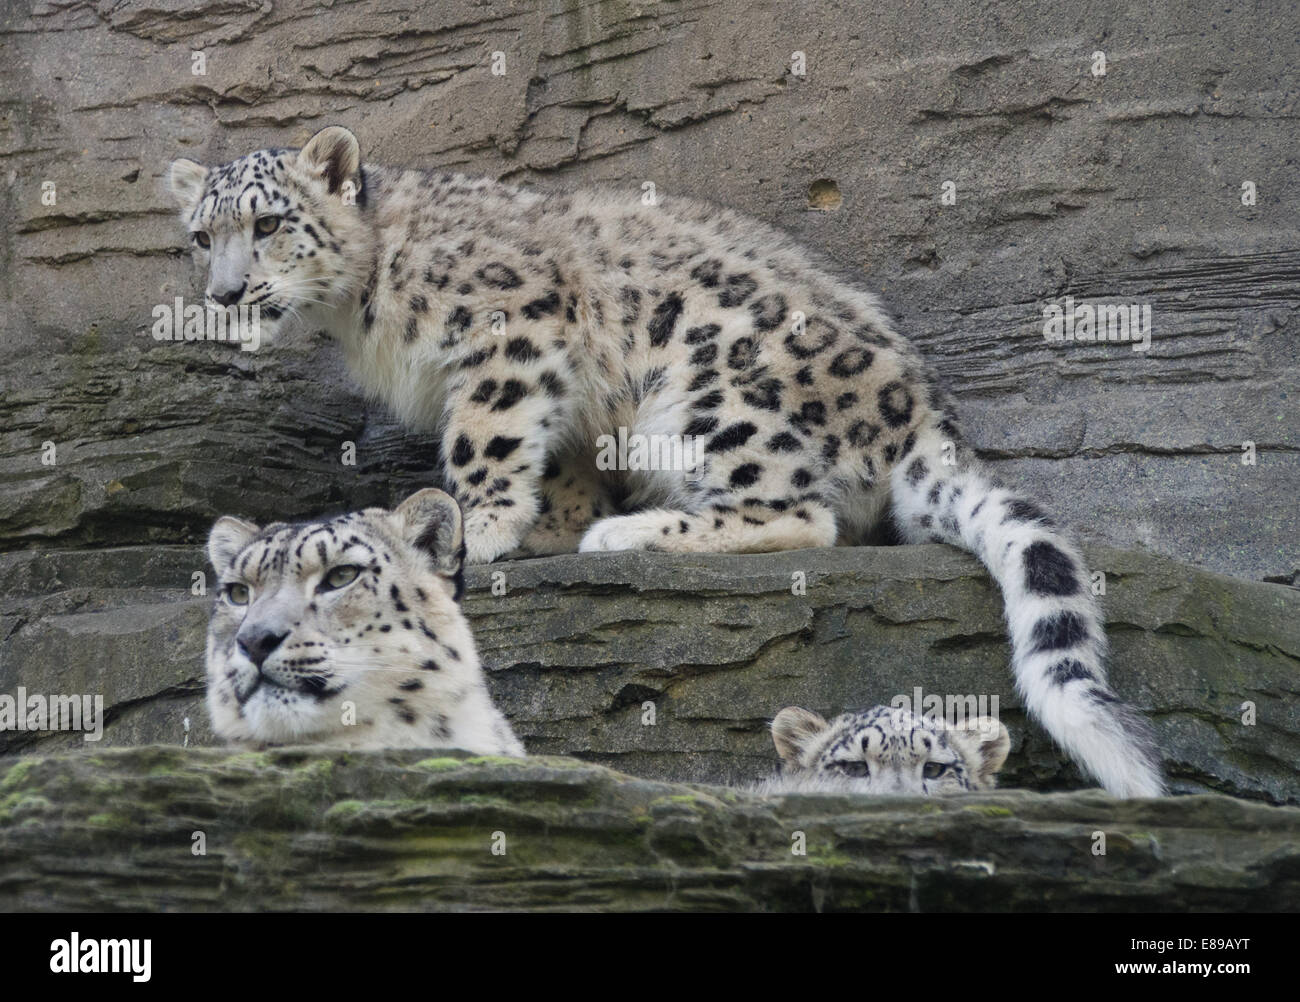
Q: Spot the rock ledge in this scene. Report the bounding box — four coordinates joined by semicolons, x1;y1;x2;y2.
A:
1;747;1297;912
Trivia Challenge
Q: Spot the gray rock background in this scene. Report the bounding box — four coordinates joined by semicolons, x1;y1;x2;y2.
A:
0;0;1296;579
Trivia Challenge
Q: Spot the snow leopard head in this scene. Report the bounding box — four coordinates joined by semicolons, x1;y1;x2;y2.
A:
168;126;370;338
205;488;479;748
768;704;1010;795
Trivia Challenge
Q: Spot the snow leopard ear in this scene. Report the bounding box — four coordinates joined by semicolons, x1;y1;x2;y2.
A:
298;125;361;196
771;706;829;765
951;717;1011;786
393;488;466;602
208;516;260;578
168;158;208;208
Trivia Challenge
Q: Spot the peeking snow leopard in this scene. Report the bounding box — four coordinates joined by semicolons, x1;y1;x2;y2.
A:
170;125;1164;797
757;705;1010;796
205;487;523;755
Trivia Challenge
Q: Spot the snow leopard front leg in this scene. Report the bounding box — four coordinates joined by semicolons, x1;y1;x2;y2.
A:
440;367;560;565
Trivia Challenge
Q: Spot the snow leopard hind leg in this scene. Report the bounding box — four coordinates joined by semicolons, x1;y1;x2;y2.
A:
575;419;841;555
889;420;1167;799
504;451;619;557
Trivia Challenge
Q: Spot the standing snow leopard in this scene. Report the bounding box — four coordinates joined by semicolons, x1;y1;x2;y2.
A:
170;126;1165;797
206;487;523;755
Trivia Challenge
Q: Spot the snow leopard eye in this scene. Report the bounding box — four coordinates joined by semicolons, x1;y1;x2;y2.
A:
254;215;281;237
319;565;361;592
223;582;250;606
833;760;870;777
923;762;949;779
192;231;211;249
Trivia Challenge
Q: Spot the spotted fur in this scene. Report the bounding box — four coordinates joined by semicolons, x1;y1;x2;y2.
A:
758;705;1010;795
172;126;1164;796
204;488;522;754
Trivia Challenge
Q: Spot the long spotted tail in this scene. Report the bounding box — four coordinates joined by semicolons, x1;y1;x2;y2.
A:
889;434;1166;798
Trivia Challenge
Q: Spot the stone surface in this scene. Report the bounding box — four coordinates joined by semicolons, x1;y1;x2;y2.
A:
1;747;1297;912
0;0;1297;580
3;544;1297;805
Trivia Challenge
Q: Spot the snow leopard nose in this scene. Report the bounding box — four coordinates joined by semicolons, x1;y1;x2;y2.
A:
237;625;288;668
209;280;246;307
